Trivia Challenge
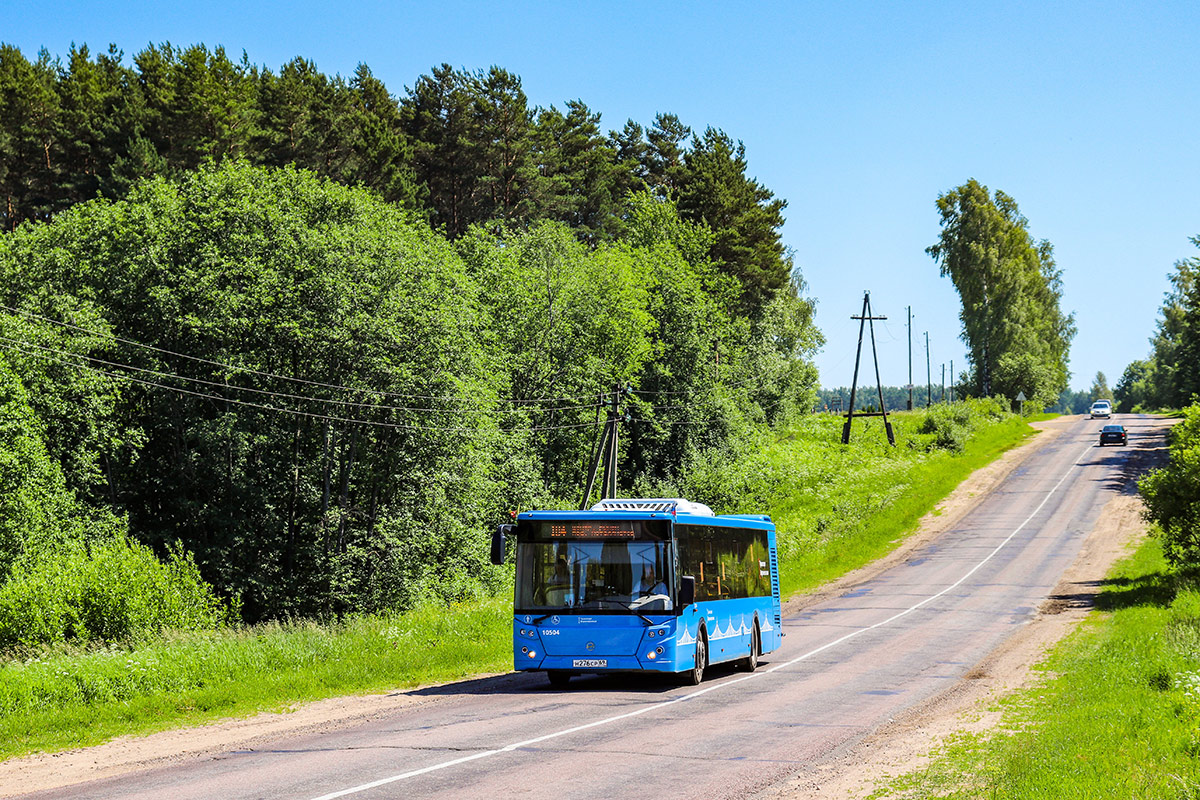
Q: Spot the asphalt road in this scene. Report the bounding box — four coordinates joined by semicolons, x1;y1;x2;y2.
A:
17;414;1168;800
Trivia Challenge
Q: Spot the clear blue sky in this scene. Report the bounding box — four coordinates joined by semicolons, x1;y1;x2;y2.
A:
7;1;1199;395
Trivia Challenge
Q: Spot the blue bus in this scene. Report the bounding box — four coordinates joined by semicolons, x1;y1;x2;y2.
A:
492;498;782;686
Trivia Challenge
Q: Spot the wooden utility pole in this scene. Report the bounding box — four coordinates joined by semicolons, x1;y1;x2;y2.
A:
581;384;629;508
906;305;913;411
842;291;895;446
925;331;932;408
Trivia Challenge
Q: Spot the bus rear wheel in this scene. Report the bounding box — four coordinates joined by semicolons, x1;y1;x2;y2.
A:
685;631;707;685
547;670;571;688
740;625;760;672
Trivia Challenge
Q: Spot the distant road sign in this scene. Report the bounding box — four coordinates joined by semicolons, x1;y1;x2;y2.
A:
1015;391;1027;402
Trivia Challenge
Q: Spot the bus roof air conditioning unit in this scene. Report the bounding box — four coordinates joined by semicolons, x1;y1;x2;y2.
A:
589;498;715;516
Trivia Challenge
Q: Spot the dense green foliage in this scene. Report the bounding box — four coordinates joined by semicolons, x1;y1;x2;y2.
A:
1115;237;1200;412
0;43;793;318
0;539;229;649
0;38;809;641
0;349;231;649
1140;404;1200;569
0;161;819;624
879;539;1200;799
0;352;110;577
1045;371;1115;415
1089;370;1113;402
926;179;1075;409
0;403;1030;758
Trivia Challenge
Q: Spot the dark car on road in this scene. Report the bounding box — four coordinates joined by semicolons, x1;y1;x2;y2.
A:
1099;424;1127;446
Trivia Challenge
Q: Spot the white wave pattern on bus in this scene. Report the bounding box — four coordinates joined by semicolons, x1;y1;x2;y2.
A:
679;615;763;646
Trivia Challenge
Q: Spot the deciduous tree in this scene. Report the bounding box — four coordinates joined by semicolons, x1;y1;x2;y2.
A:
927;179;1074;409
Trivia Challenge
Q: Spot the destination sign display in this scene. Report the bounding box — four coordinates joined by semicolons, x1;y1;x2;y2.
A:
547;522;636;539
521;518;670;542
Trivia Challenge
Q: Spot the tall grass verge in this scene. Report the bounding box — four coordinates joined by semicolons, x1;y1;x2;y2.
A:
0;599;510;759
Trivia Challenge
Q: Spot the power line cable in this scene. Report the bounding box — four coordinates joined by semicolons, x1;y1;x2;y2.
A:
0;304;611;407
3;305;812;421
3;305;809;416
0;334;603;417
0;339;609;434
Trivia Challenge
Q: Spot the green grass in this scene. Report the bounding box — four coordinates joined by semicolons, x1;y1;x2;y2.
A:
874;536;1200;799
0;403;1038;760
0;599;510;759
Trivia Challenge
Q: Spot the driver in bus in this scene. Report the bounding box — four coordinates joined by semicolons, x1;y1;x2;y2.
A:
545;557;574;606
635;564;670;608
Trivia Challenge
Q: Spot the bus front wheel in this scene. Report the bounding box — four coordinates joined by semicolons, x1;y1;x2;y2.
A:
685;631;707;685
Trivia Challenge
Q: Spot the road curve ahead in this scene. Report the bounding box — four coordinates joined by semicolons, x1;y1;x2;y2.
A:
14;415;1169;800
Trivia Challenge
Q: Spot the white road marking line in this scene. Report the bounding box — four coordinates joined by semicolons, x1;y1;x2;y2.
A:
311;441;1096;800
764;442;1094;672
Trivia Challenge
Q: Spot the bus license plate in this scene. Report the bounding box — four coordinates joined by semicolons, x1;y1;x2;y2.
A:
572;659;607;668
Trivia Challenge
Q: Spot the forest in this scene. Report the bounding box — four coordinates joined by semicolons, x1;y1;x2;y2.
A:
0;42;791;312
0;42;819;637
0;42;1084;647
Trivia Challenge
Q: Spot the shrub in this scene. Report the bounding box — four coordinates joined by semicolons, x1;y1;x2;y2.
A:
917;398;1012;452
0;539;230;649
1140;403;1200;569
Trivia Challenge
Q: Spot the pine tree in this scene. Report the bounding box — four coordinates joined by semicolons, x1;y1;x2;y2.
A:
676;127;789;315
0;45;61;229
402;64;480;237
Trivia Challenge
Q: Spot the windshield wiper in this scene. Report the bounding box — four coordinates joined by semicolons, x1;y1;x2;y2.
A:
609;599;654;626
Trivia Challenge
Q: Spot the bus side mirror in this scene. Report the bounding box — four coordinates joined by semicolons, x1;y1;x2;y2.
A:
678;575;695;607
491;524;515;565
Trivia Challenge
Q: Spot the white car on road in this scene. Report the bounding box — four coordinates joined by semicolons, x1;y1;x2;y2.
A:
1089;400;1112;419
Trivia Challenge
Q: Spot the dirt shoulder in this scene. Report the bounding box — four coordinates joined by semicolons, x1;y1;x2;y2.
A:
758;415;1166;799
0;416;1099;797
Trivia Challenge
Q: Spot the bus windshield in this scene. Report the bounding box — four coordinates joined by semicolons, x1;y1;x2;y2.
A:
516;539;673;613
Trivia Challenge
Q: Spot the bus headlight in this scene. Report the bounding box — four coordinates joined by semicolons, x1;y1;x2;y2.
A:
527;650;537;659
646;651;656;660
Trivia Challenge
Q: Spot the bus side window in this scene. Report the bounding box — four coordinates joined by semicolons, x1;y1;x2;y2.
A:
678;525;710;602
